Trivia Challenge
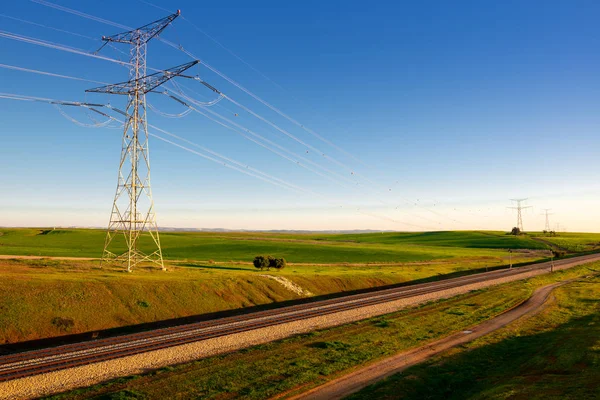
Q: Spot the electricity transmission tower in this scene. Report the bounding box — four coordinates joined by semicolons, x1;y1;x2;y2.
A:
508;198;532;232
86;11;197;271
541;208;553;232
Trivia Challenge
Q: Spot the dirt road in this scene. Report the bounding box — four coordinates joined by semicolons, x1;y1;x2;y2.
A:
289;280;570;400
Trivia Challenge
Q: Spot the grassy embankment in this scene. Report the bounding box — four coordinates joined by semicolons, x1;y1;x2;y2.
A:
350;274;600;399
0;229;550;343
44;263;600;400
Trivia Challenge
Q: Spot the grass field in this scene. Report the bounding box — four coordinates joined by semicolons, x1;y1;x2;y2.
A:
529;231;600;252
0;229;550;263
349;274;600;400
43;263;599;400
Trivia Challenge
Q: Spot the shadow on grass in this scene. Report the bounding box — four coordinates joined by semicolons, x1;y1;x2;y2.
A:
177;263;252;272
348;309;600;400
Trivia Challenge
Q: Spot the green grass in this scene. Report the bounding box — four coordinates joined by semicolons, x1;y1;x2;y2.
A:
0;229;550;263
529;231;600;252
322;230;548;249
42;264;599;400
349;275;600;399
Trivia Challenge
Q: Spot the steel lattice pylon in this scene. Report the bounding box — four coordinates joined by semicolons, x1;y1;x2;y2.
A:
508;198;532;232
86;11;187;271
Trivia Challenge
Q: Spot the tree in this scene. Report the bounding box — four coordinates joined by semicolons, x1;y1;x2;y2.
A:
274;257;287;271
255;256;287;271
510;227;521;236
253;255;269;270
268;255;277;271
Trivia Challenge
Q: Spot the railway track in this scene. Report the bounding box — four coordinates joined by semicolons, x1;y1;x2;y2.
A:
1;253;598;383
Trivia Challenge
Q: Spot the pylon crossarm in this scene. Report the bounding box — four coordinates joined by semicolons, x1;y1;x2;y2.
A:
101;11;181;45
86;61;199;95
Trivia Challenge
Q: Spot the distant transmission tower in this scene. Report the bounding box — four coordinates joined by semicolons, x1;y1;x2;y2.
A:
508;198;532;232
541;208;553;231
87;11;197;271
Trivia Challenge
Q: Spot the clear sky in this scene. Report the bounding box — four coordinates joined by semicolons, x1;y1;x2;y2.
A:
1;0;599;232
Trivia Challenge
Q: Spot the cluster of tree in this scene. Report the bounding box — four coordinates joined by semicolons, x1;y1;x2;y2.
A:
510;227;522;236
253;255;287;271
542;230;557;236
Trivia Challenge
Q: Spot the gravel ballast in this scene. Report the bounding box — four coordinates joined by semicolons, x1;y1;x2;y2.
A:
0;263;578;399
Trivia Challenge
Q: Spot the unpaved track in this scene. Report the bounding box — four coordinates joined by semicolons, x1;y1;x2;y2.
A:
289;281;570;400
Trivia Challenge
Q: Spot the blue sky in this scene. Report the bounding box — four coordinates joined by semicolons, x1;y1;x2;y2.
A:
1;0;599;231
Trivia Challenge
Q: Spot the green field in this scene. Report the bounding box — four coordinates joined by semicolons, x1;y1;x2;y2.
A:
529;231;600;252
349;274;600;400
44;263;599;400
0;228;550;262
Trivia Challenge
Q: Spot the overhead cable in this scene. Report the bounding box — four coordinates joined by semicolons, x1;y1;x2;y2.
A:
0;30;132;68
0;62;108;84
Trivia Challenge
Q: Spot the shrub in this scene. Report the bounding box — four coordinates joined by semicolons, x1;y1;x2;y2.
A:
373;318;391;328
268;255;276;271
274;257;287;270
51;317;75;331
310;341;351;350
552;250;566;258
137;300;150;308
253;255;270;270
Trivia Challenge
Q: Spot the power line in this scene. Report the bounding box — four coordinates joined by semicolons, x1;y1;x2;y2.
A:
135;0;291;95
26;0;475;229
0;90;436;231
0;11;130;58
163;88;358;188
0;29;132;68
0;13;97;41
0;62;108;84
0;57;359;191
10;3;480;231
163;86;463;228
31;0;130;30
29;0;366;173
